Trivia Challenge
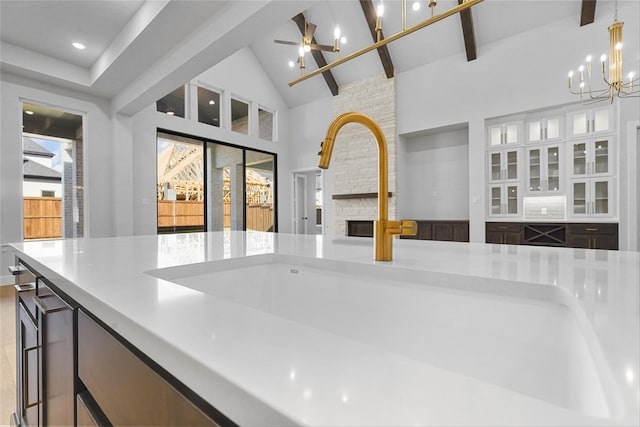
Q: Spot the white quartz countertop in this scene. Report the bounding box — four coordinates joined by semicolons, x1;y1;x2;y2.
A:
10;232;640;426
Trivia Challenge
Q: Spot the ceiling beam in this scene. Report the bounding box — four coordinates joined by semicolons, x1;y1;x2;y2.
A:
359;0;394;78
457;0;477;61
291;13;339;96
580;0;597;26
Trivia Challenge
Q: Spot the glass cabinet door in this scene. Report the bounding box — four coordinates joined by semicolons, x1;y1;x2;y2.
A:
506;185;518;214
528;149;541;191
571;111;589;137
506;150;518;180
593;180;609;215
592;108;610;133
572;181;587;215
505;124;519;144
572;142;587;176
592;139;609;175
490;152;501;181
490;186;502;215
528;121;542;142
489;126;503;146
546;118;560;139
546;146;560;191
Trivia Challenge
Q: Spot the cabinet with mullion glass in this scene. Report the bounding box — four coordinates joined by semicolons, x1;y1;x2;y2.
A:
569;137;614;178
526;144;562;194
566;106;613;138
526;115;563;143
489;184;520;217
488;148;520;183
569;178;614;218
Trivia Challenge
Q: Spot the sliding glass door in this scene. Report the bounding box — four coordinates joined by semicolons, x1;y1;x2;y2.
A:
206;143;243;231
245;150;275;232
156;130;277;233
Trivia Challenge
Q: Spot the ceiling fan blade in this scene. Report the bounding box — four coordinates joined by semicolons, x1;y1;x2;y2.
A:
310;43;334;52
274;40;299;46
305;22;317;39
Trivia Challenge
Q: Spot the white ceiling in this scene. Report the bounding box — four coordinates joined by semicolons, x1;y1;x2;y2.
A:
0;0;622;113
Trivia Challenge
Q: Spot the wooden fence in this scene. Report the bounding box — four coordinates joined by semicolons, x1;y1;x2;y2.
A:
158;200;273;231
24;197;62;239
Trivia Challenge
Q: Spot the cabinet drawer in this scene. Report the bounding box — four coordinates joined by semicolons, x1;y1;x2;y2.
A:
486;222;522;233
78;310;220;426
568;223;618;235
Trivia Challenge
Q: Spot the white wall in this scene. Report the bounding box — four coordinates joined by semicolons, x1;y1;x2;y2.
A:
288;96;334;235
23;181;61;198
398;127;469;220
395;2;639;247
128;48;294;236
0;73;114;282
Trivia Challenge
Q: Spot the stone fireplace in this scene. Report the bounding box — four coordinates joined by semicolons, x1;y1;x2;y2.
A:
331;73;397;236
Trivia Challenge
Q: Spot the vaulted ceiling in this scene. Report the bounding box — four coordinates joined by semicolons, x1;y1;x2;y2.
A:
0;0;625;113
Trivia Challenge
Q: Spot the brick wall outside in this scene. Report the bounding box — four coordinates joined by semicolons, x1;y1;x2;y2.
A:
332;72;397;236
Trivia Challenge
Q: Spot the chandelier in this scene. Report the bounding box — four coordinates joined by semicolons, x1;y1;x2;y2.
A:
286;0;483;87
567;2;639;104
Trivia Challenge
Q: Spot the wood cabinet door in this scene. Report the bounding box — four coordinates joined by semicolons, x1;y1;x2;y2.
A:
37;289;74;427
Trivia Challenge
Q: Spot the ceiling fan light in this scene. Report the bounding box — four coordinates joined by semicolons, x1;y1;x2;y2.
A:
304;44;311;53
298;46;305;57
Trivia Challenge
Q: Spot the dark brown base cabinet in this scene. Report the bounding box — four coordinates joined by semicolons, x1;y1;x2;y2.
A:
486;222;618;250
401;220;470;242
10;258;233;427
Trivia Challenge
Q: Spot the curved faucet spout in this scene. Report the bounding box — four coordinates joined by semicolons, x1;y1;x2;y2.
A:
319;112;388;221
318;112;416;261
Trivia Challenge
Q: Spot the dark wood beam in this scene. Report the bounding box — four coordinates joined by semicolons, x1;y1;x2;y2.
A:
291;13;339;96
458;0;477;61
580;0;596;26
359;0;394;78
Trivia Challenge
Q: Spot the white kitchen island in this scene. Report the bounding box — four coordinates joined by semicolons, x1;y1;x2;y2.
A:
10;231;640;426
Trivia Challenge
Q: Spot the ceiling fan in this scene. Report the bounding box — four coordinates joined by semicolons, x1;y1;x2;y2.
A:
274;20;334;53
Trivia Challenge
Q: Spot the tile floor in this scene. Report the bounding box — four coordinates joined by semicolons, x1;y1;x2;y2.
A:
0;285;16;426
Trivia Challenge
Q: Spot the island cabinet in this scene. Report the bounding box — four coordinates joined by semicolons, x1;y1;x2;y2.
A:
77;310;221;426
11;257;233;427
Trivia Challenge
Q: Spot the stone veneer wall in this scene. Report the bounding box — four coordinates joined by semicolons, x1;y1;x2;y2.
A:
332;72;397;236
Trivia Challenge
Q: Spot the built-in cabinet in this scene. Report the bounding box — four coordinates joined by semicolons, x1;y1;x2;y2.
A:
566;106;613;138
10;258;230;427
485;104;618;243
526;144;562;193
487;121;523;146
486;222;618;250
526;114;563;143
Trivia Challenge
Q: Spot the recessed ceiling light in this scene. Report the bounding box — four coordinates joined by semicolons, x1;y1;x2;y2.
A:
72;42;86;50
25;110;34;115
288;60;295;68
209;100;215;105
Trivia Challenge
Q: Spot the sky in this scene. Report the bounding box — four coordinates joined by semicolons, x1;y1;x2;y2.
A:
31;138;62;171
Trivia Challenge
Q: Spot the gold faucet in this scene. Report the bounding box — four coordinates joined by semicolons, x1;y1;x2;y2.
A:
318;112;417;261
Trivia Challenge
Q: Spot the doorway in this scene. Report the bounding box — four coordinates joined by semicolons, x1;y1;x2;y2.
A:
293;169;323;235
21;102;84;240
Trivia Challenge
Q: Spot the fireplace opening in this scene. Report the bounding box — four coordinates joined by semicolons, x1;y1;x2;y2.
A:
346;220;374;238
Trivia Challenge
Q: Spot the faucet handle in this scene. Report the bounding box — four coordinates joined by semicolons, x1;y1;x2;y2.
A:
318;140;324;156
400;220;418;236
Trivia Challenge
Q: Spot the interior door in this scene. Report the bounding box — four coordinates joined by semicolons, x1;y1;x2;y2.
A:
294;174;307;234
